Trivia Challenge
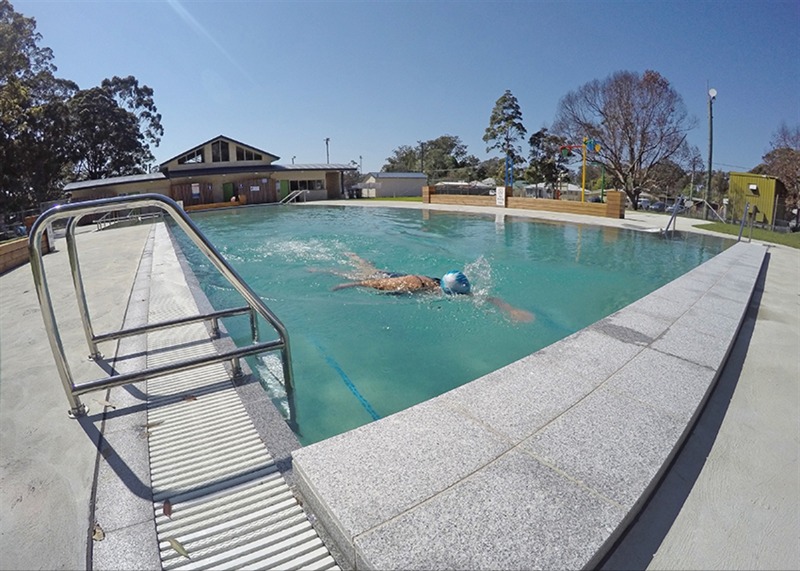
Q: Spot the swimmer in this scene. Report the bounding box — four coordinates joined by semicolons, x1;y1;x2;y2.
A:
331;254;534;322
333;270;466;294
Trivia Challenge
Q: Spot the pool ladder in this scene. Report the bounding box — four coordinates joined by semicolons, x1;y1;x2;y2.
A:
28;193;294;419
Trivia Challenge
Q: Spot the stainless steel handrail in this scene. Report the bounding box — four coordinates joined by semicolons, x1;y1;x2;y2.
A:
279;190;308;204
95;207;162;231
28;193;294;418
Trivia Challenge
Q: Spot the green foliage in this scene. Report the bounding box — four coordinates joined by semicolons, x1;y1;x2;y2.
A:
483;90;527;176
0;0;76;210
0;0;163;211
383;135;483;183
525;128;568;187
70;77;163;180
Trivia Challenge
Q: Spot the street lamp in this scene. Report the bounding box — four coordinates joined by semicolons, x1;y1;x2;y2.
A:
704;88;716;219
324;138;330;163
292;156;296;164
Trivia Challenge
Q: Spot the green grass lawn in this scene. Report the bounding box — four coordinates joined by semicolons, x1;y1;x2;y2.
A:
695;222;800;249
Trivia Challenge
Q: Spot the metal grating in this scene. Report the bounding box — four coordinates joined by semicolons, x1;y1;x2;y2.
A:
145;226;338;570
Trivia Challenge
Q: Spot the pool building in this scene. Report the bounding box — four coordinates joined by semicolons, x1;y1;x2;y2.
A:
64;135;358;206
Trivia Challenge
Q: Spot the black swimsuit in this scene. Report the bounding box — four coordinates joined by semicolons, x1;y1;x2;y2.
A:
381;272;440;285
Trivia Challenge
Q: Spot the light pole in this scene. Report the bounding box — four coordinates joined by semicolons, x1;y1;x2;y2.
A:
704;88;716;219
291;156;296;164
359;155;362;173
324;138;330;163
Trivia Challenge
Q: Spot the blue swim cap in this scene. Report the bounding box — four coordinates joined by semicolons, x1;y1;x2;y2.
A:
441;270;471;295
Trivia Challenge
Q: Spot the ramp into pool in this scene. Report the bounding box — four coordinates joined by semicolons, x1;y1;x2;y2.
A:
291;241;767;570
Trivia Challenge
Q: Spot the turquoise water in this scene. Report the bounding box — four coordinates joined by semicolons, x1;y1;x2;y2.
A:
175;205;731;444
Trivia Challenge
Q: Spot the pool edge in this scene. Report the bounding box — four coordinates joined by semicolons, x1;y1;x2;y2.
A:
291;240;767;570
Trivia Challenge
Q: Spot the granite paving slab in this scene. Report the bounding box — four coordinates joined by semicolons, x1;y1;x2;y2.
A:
292;241;767;570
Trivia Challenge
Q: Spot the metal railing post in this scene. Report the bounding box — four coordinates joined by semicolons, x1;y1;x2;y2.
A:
28;193;295;418
737;203;750;242
66;217;102;359
28;218;87;417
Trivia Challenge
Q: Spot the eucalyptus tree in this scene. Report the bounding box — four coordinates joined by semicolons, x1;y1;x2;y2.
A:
0;0;76;210
383;135;480;182
70;75;163;180
552;70;695;208
483;90;527;184
1;0;164;211
383;144;419;173
525;127;569;189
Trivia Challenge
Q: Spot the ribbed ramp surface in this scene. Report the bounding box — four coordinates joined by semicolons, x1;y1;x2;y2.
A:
146;225;338;570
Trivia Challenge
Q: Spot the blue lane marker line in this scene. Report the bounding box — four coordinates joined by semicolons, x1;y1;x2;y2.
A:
310;338;381;421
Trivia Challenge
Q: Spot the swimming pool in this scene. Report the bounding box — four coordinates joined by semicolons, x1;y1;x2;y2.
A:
175;205;731;444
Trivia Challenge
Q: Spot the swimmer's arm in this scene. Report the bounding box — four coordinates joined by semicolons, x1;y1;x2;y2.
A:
345;252;382;276
332;281;364;291
485;296;535;323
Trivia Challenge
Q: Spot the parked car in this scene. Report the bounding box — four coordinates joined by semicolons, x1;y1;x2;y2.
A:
665;202;688;214
637;198;651;210
648;201;666;212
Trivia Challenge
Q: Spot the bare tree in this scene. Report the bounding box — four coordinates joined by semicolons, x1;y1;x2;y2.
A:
552;70;696;208
759;123;799;196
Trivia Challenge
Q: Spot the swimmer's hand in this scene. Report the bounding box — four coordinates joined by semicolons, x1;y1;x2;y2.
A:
486;296;535;323
506;307;535;323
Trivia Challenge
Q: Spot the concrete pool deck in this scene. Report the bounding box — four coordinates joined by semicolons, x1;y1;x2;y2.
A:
1;203;798;570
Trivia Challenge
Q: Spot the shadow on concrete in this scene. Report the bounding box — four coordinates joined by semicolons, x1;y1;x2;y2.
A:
598;252;770;570
78;413;151;500
83;378;243;423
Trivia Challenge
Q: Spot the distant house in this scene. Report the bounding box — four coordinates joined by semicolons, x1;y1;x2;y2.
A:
728;172;786;226
65;135;356;206
356;172;427;198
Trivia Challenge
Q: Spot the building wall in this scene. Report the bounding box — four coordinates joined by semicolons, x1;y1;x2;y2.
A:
728;172;785;223
422;187;626;219
69;170;340;205
365;176;426;197
163;138;278;171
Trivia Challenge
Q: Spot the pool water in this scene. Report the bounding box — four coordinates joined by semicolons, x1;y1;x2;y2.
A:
175;205;731;444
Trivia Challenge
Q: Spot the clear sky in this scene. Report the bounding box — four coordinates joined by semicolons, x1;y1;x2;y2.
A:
13;0;800;175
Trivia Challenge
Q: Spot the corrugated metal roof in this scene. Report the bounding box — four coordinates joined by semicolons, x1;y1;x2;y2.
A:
65;164;357;192
64;172;167;191
280;164;356;171
367;172;426;179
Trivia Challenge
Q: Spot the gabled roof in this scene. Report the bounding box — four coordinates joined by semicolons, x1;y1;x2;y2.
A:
159;135;280;167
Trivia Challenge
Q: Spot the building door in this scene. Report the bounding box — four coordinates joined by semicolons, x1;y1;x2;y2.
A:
223;182;235;202
170;182;212;206
325;172;340;199
236;178;277;204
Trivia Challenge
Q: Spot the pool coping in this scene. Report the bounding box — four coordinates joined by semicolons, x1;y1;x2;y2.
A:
2;203;792;571
287;205;767;569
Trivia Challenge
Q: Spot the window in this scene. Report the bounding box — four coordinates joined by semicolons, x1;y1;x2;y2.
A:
236;146;263;161
211;141;230;162
177;149;204;164
290;179;324;191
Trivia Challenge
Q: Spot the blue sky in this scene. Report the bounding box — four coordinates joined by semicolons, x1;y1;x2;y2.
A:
14;0;800;175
